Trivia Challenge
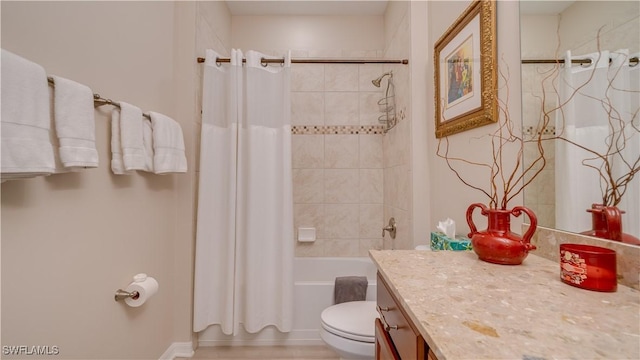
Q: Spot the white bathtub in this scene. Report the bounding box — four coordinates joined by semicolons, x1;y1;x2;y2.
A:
198;257;377;347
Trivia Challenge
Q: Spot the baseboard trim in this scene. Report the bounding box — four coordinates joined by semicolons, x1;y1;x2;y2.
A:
197;328;325;347
159;342;194;360
198;338;325;347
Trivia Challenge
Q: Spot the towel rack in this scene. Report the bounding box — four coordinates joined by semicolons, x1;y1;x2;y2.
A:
47;77;151;120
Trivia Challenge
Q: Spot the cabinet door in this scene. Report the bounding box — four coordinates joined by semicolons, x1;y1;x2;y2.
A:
428;349;439;360
375;318;401;360
377;273;428;360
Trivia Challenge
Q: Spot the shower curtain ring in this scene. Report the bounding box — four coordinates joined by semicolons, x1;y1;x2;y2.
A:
261;59;268;67
216;59;222;67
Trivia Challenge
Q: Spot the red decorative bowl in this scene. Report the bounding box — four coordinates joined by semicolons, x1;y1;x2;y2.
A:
559;244;617;292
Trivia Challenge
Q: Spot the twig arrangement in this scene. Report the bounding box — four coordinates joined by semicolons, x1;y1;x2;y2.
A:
437;29;639;211
436;58;547;210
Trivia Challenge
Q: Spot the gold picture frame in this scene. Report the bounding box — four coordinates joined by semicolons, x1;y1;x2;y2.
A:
434;0;497;138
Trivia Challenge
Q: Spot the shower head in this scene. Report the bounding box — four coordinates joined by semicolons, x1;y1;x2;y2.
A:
372;71;393;87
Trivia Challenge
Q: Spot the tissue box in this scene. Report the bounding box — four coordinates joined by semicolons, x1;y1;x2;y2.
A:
430;232;472;251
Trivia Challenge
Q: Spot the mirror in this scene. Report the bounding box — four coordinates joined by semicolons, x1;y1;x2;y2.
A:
520;1;640;242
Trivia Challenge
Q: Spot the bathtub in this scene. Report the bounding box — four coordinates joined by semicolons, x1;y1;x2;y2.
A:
198;257;377;347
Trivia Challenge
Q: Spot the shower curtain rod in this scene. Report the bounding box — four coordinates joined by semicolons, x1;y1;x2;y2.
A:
522;57;639;66
196;57;409;65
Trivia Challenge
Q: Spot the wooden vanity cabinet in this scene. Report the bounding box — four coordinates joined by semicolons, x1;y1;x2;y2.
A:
375;318;400;360
376;273;429;360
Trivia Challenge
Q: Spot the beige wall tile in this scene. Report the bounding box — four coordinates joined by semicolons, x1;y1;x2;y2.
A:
325;204;360;239
359;204;384;238
325;92;359;126
324;239;360;256
325;64;359;91
294;203;325;239
324;135;359;168
295;240;327;257
292;135;324;169
360;92;384;126
359;64;385;92
292;64;324;92
325;169;359;203
293;169;324;203
359;135;383;169
359;238;383;256
359;169;383;204
291;92;324;125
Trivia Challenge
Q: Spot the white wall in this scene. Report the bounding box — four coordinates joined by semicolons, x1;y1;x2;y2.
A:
1;2;196;358
559;1;639;54
231;15;383;53
410;0;430;248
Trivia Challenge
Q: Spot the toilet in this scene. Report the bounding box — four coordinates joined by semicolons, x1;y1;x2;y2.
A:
320;300;379;359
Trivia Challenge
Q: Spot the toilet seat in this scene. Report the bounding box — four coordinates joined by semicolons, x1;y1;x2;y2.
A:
320;301;378;343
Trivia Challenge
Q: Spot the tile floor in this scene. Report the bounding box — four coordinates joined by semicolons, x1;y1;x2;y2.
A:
178;345;340;360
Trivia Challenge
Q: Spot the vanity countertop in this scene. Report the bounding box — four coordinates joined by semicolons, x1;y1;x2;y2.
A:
369;250;640;360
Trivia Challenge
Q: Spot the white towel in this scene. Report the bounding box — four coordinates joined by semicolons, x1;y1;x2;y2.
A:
149;111;187;174
1;49;55;180
142;117;154;172
119;102;146;171
110;107;130;175
48;86;68;174
50;75;99;169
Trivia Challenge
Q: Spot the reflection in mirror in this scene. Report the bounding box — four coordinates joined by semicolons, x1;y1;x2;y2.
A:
520;1;640;243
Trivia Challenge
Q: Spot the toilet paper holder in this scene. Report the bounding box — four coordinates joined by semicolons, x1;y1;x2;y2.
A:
114;289;139;302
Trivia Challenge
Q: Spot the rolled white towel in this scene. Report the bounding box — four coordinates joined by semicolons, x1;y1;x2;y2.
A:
1;49;55;180
149;111;187;174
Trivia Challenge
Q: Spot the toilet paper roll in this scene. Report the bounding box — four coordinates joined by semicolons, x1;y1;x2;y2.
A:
124;275;159;307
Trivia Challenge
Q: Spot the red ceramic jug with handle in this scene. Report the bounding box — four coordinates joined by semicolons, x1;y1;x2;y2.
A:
466;203;538;265
581;204;640;246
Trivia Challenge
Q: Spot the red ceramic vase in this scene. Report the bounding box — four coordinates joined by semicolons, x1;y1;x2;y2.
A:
466;203;538;265
581;204;640;246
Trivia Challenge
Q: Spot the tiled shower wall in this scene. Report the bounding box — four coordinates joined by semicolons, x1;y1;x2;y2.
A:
194;2;414;257
382;1;412;251
291;58;387;257
290;2;414;257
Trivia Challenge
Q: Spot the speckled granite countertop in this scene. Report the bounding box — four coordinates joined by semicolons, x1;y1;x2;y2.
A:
369;250;640;360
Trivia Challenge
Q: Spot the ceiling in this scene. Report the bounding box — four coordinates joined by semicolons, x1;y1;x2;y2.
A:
520;0;575;15
225;0;389;16
225;0;575;17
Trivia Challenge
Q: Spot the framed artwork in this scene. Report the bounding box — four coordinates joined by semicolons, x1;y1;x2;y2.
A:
434;0;497;138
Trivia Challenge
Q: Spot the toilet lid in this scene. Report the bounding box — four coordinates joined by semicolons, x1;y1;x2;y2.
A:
320;301;378;342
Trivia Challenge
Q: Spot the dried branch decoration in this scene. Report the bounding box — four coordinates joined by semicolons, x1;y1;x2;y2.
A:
436;58;547;210
535;34;640;207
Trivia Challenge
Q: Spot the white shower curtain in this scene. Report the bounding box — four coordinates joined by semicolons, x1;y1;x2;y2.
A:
193;49;294;335
556;49;640;237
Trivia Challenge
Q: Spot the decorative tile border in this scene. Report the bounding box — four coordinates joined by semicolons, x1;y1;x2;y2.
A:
292;125;385;135
523;125;556;136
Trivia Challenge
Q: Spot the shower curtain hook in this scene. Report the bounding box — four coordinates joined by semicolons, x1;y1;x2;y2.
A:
261;58;268;67
215;57;222;67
